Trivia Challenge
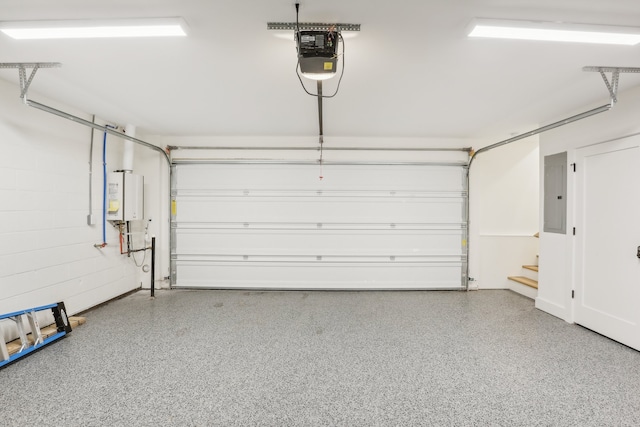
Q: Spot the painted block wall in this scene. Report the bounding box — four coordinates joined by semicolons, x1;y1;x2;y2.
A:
0;78;146;318
537;85;640;322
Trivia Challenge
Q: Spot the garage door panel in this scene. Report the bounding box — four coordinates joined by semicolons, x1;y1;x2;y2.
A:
174;229;464;257
172;163;467;290
176;197;463;224
175;164;464;193
175;262;462;289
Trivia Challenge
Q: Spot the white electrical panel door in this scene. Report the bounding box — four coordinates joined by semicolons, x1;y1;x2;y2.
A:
171;163;466;290
107;172;144;221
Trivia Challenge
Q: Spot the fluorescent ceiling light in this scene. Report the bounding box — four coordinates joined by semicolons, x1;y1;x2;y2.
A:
468;18;640;45
0;18;188;39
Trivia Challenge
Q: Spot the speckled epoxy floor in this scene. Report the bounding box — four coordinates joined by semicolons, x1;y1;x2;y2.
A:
1;289;639;426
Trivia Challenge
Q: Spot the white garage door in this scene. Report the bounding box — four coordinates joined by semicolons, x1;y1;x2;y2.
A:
171;162;467;289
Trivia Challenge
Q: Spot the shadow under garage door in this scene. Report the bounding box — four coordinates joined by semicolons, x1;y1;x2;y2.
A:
170;162;467;290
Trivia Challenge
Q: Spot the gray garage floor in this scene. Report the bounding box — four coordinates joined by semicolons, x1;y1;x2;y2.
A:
1;289;640;426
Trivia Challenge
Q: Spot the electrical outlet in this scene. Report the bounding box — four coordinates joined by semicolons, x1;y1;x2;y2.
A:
87;214;95;225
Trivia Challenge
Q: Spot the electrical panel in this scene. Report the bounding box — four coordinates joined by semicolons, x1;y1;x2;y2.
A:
106;172;144;222
543;152;567;234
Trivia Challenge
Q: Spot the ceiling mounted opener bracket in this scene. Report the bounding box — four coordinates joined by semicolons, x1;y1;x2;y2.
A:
267;22;360;32
583;66;640;105
0;62;62;103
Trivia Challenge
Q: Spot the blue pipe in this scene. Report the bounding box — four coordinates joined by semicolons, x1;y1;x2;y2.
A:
102;130;107;245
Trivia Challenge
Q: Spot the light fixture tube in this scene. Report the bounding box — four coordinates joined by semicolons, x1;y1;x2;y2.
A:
300;72;336;81
0;17;188;39
468;18;640;45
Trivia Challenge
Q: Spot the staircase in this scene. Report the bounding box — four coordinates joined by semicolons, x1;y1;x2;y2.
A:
507;233;539;299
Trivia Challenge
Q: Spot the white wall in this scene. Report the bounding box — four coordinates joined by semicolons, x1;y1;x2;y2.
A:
0;78;152;318
469;136;540;289
537;85;640;322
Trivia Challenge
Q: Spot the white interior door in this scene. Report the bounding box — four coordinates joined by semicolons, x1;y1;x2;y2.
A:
574;136;640;351
171;163;467;290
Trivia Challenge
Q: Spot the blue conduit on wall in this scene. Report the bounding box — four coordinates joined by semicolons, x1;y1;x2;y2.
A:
102;129;108;246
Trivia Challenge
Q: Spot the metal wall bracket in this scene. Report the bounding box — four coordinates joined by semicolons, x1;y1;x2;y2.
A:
0;62;61;102
267;22;360;32
583;66;640;104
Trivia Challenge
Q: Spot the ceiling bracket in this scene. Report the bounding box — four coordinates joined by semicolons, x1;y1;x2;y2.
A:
267;22;360;32
583;66;640;105
20;65;39;102
0;62;62;103
599;69;619;104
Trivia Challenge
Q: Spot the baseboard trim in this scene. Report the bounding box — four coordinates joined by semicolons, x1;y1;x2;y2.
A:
535;296;571;322
75;287;142;316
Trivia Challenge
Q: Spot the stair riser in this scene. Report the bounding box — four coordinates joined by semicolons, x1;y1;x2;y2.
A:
509;281;538;299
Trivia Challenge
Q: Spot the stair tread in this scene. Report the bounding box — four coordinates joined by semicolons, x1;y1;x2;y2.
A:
508;276;538;289
523;265;539;272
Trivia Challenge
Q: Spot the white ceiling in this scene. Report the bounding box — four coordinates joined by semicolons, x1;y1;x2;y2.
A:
1;0;639;142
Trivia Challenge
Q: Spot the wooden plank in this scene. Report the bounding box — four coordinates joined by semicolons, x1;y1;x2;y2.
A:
70;316;86;326
523;265;539;272
6;340;21;355
508;276;538;289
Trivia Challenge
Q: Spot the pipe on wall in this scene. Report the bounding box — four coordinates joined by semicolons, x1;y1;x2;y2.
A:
102;129;108;246
123;124;136;172
88;115;96;225
25;99;170;164
467;103;612;169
